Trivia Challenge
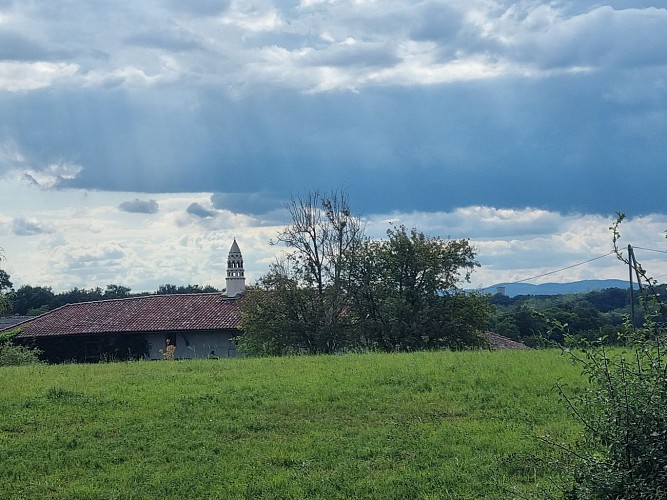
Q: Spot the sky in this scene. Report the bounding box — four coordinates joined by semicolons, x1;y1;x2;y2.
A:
1;0;666;294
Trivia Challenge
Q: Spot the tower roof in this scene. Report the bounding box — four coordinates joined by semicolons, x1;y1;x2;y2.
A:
229;239;241;254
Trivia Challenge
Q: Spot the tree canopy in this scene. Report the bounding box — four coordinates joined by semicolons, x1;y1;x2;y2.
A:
239;191;491;355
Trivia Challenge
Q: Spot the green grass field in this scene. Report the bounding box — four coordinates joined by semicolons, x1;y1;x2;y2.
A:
0;350;585;499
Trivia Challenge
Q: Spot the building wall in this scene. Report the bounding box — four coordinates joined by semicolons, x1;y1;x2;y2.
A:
145;330;239;360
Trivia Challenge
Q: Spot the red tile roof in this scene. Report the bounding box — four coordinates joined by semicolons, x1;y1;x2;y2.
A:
2;293;241;338
486;332;530;349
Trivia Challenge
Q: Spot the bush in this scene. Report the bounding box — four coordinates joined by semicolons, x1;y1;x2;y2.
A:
557;310;667;499
0;341;42;366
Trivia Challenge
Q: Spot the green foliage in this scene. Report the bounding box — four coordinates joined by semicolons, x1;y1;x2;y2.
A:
0;327;20;343
239;261;358;356
156;283;219;295
556;313;667;499
0;268;12;294
103;284;132;299
350;226;492;351
0;341;42;366
8;282;220;317
553;213;667;498
0;329;42;366
241;192;491;355
0;350;583;498
0;294;9;316
491;290;632;346
240;190;366;355
350;225;487;351
11;285;55;315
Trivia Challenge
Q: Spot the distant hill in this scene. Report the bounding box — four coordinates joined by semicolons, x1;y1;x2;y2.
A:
478;279;636;297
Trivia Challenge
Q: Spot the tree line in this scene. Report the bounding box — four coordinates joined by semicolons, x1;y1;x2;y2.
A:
490;284;667;346
1;281;221;317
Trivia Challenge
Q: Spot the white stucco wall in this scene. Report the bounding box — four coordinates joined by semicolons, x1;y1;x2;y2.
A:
145;331;238;360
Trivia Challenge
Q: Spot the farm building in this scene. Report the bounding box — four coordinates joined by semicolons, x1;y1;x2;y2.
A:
0;241;246;362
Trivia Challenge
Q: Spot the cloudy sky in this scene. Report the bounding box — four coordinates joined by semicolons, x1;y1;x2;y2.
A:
1;0;666;293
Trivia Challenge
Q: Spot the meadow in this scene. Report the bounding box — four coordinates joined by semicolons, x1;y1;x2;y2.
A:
0;350;586;499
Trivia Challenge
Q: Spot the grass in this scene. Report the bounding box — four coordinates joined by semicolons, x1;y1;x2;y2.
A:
0;350;585;499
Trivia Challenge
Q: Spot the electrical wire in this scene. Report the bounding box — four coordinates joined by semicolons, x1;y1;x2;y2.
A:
634;246;667;255
478;245;665;290
508;251;616;284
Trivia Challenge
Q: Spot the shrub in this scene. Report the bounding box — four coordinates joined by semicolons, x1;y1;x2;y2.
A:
0;341;42;366
556;308;667;499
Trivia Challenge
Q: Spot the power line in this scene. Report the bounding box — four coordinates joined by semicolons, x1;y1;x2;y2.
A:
509;251;615;284
634;246;667;255
478;244;665;290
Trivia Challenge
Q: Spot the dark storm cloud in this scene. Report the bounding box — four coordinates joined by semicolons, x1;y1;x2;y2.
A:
186;202;216;218
2;71;666;216
0;2;665;218
210;192;283;216
118;199;159;214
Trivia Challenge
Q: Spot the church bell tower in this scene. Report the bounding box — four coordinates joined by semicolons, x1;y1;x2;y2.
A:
225;239;246;297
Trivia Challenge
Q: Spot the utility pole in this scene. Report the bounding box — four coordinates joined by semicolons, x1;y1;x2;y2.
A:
627;244;644;328
628;244;636;327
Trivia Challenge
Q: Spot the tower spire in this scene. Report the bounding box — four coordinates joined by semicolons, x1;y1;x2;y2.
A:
225;239;245;297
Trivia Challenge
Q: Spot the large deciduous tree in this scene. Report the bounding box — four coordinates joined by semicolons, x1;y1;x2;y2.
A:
240;190;363;355
239;192;491;355
350;225;490;351
12;285;55;316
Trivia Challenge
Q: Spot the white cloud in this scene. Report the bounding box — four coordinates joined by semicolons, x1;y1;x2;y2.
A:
1;179;665;293
0;62;78;91
21;162;83;189
220;6;285;32
11;216;54;236
1;2;663;95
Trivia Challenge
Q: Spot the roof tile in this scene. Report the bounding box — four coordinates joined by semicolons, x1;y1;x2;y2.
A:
1;293;241;338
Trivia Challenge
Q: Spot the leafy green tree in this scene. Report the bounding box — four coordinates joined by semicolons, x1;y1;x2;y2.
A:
238;270;311;356
156;284;218;295
0;269;12;295
53;287;104;308
584;288;630;313
490;311;520;340
157;284;180;295
11;285;55;315
350;225;488;350
103;284;132;299
557;307;667;498
0;332;42;366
